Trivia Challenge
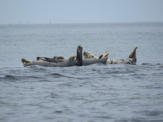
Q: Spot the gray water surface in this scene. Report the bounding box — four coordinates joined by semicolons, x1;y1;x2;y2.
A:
0;23;163;122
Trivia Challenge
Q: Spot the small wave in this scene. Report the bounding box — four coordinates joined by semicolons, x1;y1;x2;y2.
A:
159;65;163;68
141;63;163;72
152;72;163;76
50;73;73;78
2;75;18;81
141;62;163;66
50;73;90;80
141;63;153;66
28;65;48;72
115;118;148;122
53;110;63;114
105;68;136;75
0;74;41;82
135;110;163;117
144;85;162;89
93;115;112;119
144;110;163;116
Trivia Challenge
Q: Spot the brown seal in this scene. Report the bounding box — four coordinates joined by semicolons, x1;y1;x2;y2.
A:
76;45;83;66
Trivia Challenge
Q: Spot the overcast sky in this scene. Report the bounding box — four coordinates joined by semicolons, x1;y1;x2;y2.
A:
0;0;163;24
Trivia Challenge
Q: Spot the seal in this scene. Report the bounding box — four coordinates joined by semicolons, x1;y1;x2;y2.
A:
84;47;138;65
83;50;108;65
36;56;65;63
21;55;76;67
21;45;108;67
84;50;108;59
107;46;138;64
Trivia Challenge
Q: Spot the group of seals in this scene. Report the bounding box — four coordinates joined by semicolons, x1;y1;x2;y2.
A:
21;45;138;67
84;46;138;65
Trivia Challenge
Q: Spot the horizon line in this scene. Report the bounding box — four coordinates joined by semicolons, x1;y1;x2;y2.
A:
0;21;163;25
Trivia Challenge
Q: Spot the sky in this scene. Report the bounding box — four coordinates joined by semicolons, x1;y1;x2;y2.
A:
0;0;163;24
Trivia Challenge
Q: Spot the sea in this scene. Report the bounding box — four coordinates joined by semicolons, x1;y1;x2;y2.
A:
0;23;163;122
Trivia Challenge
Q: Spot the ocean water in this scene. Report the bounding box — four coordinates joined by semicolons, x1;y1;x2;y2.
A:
0;23;163;122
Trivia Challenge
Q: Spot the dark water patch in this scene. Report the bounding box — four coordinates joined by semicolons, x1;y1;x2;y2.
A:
38;79;54;82
148;63;163;72
141;63;154;66
27;65;48;72
91;68;98;72
133;110;163;121
93;115;112;119
140;63;162;70
53;110;63;114
0;75;18;81
0;117;6;122
103;65;138;75
19;75;42;80
129;73;147;79
150;120;163;122
152;72;163;77
0;74;43;82
0;100;7;105
58;81;77;88
156;63;162;65
115;118;147;122
24;103;50;109
159;65;163;68
144;85;162;89
50;93;59;98
130;72;148;76
142;110;163;116
141;63;163;67
105;70;125;74
5;75;18;80
50;73;73;78
74;76;92;80
104;69;133;75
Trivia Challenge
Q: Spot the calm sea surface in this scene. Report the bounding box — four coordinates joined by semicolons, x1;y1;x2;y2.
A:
0;23;163;122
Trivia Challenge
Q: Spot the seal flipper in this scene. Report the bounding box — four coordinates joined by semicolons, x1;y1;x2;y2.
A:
128;47;138;64
53;56;64;60
84;51;98;59
99;50;109;59
76;45;83;66
36;57;52;62
21;58;32;66
129;46;138;59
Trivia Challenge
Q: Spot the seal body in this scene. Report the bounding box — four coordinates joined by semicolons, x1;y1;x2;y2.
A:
21;55;76;67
